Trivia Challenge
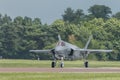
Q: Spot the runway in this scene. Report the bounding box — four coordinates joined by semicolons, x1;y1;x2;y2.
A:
0;68;120;73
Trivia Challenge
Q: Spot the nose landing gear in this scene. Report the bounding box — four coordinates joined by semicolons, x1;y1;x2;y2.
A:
60;57;64;68
51;57;64;68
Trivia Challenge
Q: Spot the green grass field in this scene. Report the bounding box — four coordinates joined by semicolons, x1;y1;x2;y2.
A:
0;59;120;68
0;73;120;80
0;59;120;80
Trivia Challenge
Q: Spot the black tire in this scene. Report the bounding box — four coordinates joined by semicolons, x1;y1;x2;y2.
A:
60;62;64;68
51;61;56;68
84;61;88;68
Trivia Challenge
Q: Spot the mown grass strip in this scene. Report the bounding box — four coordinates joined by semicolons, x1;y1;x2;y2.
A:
0;73;120;80
0;59;120;68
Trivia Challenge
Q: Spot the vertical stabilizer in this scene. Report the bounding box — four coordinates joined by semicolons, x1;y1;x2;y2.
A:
58;35;62;41
84;35;92;49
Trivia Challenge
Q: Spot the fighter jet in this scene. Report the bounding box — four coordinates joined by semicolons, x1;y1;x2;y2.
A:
29;35;112;68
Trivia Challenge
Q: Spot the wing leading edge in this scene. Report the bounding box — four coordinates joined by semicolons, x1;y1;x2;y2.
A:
75;49;113;53
29;50;51;53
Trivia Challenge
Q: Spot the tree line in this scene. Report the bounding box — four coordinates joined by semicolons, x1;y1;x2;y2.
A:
0;5;120;60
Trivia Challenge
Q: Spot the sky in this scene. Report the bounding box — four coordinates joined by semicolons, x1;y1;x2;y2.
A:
0;0;120;24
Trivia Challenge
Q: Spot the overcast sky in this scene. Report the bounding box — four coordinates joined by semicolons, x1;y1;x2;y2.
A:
0;0;120;24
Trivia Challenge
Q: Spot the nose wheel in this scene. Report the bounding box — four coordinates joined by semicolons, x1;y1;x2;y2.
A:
60;57;64;68
51;57;64;68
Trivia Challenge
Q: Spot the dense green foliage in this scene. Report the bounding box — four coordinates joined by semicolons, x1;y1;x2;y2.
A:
0;4;119;60
88;5;112;19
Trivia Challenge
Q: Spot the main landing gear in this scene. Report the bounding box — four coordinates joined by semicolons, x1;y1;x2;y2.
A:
51;60;56;68
83;52;89;68
84;60;88;68
51;57;64;68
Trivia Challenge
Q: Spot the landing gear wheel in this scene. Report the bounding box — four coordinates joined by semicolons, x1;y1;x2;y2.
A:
59;57;64;68
60;62;64;68
84;61;88;68
51;61;56;68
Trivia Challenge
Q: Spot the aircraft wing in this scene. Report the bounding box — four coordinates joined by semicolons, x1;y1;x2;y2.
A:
75;49;112;53
85;49;112;53
29;50;51;53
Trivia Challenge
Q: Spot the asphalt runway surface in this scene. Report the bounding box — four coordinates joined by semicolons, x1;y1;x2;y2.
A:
0;68;120;73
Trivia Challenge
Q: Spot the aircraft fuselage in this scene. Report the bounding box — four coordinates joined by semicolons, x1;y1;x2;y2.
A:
54;41;82;60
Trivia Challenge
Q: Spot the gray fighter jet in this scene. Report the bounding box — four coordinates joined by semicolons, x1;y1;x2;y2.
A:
29;35;112;68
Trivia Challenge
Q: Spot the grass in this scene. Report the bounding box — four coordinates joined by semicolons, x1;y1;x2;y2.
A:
0;73;120;80
0;59;120;68
0;59;120;80
0;59;51;68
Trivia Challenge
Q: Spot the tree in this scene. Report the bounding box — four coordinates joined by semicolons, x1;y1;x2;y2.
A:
62;7;75;23
62;8;84;24
23;16;32;26
88;5;112;19
14;16;23;25
74;9;85;24
33;18;41;25
2;14;12;24
103;18;120;60
0;13;2;25
0;23;18;58
112;12;120;19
